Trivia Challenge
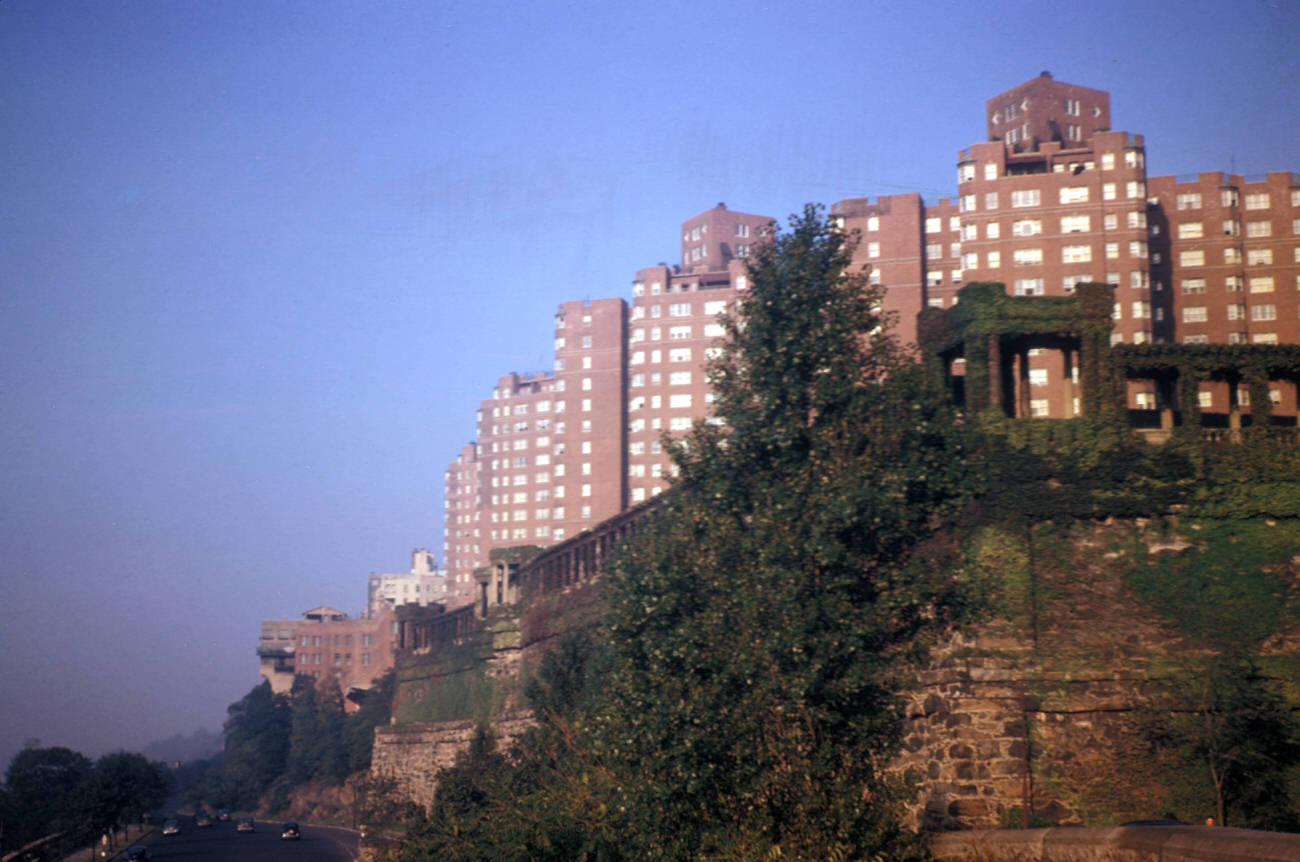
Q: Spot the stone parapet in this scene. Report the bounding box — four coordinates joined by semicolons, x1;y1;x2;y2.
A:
929;825;1300;861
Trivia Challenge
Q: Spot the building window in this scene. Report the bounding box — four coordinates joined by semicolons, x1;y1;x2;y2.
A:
1178;222;1203;239
1249;276;1275;293
1063;274;1091;293
1131;301;1150;319
1126;181;1145;199
1181;278;1206;294
1245;220;1273;238
1225;247;1243;264
1247;248;1273;266
1180;250;1205;267
1010;189;1041;207
1253;334;1278;345
986;222;1000;239
984;163;997;180
985;192;998;210
987;251;1001;268
1129;211;1147;229
1062;245;1092;263
1251;304;1277;321
866;241;880;258
1061;215;1090;233
1030;399;1050;418
1013;278;1044;296
1244;193;1270;210
1028;368;1048;386
1012;248;1043;266
1012;219;1042;237
1060;187;1088;204
1177;192;1202;210
1129;241;1148;259
1182;307;1208;323
925;217;941;233
1227;304;1247;321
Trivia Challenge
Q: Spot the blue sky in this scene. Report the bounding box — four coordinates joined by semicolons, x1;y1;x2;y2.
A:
2;0;1297;767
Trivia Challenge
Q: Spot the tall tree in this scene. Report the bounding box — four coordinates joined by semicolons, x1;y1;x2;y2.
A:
597;205;973;859
219;680;291;809
2;745;93;850
82;752;171;834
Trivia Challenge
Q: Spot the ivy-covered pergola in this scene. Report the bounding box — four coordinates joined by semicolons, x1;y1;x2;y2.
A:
917;281;1117;419
1111;343;1300;433
918;281;1300;435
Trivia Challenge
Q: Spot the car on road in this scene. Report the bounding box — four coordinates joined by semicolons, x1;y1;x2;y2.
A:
195;812;213;827
161;819;180;835
236;817;256;832
124;846;151;861
280;821;300;840
217;808;230;821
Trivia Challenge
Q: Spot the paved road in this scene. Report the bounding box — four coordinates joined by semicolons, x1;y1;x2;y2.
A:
127;818;357;861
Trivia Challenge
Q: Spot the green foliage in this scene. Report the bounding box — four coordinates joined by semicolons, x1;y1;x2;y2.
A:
186;673;395;814
81;752;171;833
1121;519;1300;650
1141;658;1300;830
594;206;972;859
2;745;93;851
1;745;169;854
394;633;622;861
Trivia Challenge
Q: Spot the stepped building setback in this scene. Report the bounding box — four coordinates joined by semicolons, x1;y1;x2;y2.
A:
442;74;1299;596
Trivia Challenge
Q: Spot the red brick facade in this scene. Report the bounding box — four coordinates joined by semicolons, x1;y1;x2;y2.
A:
441;76;1299;576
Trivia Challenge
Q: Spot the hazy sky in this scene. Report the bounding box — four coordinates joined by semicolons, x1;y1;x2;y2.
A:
2;0;1297;769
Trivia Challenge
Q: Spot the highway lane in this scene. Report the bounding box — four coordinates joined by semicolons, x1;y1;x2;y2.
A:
130;818;357;861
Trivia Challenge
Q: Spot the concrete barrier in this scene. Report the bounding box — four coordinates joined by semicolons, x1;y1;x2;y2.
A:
928;825;1300;861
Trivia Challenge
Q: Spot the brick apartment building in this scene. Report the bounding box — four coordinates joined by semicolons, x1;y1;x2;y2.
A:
257;603;398;705
442;206;768;599
441;74;1299;590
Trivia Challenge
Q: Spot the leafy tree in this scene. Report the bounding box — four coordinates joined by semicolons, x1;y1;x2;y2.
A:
344;669;396;774
81;752;171;834
215;680;291;810
2;745;93;850
1146;658;1300;830
396;634;621;862
596;205;974;859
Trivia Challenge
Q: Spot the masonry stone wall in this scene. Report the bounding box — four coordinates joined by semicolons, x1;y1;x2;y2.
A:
372;517;1300;831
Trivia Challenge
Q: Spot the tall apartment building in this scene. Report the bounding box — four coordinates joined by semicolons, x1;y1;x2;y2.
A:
441;74;1298;567
840;72;1297;417
442;206;770;588
627;204;772;503
442;298;629;601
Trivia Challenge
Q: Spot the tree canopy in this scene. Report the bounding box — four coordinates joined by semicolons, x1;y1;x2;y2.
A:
594;204;974;858
392;205;978;861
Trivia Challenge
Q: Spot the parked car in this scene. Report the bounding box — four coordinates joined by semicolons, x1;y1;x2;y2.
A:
280;821;300;840
236;818;256;833
161;819;180;835
124;846;151;861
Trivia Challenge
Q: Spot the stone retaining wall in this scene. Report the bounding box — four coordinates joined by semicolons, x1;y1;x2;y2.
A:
929;826;1300;861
